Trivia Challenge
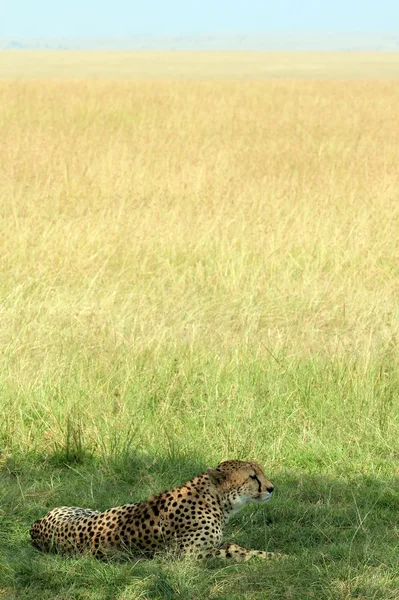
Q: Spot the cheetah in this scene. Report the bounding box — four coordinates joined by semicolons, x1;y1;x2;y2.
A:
30;460;278;562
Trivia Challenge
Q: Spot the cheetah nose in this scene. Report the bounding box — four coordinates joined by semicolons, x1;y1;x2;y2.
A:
267;486;274;493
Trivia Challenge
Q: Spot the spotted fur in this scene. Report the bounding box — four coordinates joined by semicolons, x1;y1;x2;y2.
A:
30;460;277;561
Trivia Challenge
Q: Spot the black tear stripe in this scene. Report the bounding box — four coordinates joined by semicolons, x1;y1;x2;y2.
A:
254;476;261;494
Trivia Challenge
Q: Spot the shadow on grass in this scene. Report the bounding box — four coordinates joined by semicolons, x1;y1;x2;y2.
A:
0;455;398;599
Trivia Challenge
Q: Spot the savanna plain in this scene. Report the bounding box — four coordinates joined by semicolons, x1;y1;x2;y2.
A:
0;52;398;599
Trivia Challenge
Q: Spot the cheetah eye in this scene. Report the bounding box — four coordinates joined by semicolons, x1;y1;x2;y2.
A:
249;474;257;480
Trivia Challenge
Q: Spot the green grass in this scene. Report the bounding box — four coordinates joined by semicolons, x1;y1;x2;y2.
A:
1;351;398;599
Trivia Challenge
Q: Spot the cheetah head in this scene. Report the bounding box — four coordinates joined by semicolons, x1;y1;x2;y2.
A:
207;460;274;513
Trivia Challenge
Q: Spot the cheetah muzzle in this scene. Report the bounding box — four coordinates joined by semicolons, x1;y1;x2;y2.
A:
30;459;281;562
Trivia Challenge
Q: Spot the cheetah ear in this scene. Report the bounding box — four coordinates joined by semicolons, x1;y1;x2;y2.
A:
207;468;227;485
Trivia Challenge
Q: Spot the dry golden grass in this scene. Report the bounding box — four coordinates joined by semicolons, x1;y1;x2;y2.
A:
1;50;399;79
1;68;398;386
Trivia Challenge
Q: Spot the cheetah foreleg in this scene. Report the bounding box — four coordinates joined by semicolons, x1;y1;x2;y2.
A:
198;542;281;562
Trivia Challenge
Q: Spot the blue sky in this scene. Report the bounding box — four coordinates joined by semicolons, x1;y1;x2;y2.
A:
1;0;398;38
